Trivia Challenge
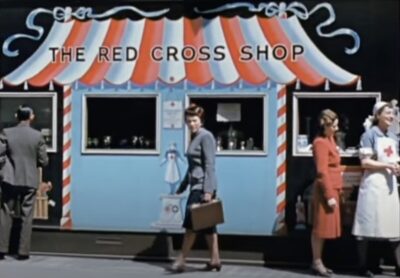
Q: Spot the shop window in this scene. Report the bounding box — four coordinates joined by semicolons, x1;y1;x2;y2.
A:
0;92;57;152
188;95;267;155
292;92;381;157
82;94;160;154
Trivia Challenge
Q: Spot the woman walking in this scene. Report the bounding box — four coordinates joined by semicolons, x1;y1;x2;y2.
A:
169;104;221;273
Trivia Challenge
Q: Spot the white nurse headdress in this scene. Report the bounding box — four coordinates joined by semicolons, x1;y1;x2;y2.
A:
372;101;389;116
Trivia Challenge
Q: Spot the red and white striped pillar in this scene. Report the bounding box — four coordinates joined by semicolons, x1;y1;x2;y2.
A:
61;86;73;229
275;85;287;234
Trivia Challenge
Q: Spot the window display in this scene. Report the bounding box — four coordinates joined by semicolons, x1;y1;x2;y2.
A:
188;95;267;155
292;92;381;157
82;94;160;154
0;92;57;152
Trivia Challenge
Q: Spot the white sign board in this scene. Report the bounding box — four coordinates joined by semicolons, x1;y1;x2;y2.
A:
163;101;183;129
216;103;241;122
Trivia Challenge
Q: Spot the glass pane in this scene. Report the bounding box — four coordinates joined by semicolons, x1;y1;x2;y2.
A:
297;97;376;151
189;97;264;152
0;96;54;148
85;97;157;150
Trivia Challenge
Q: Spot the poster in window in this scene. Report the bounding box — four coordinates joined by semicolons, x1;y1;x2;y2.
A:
216;103;241;122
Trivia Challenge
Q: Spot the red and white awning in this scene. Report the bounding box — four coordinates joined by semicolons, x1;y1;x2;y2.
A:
2;15;359;87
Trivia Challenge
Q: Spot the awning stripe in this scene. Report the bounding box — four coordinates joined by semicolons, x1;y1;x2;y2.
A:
55;20;111;84
159;18;185;84
220;17;267;85
183;17;213;85
203;17;239;84
239;16;295;84
131;19;163;85
280;16;358;85
80;19;127;85
257;17;324;86
105;19;145;85
29;21;92;87
5;21;74;85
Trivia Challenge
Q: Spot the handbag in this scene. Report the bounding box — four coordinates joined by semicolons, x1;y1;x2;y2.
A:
190;199;224;231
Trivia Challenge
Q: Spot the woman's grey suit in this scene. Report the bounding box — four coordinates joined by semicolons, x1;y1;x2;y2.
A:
177;127;217;194
177;128;218;233
0;122;48;256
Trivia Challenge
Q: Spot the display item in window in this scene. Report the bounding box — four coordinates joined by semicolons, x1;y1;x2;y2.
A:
118;138;129;148
246;137;254;150
352;101;400;276
131;135;139;148
216;136;223;151
40;128;52;146
295;195;306;230
335;114;349;152
218;123;244;150
297;134;310;152
102;135;112;148
144;139;151;149
92;137;99;148
227;124;238;150
138;136;145;148
87;137;93;148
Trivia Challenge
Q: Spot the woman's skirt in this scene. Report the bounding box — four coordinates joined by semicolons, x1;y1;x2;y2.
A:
312;187;341;239
182;189;217;234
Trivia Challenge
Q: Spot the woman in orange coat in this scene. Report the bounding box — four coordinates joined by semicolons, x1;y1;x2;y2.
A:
311;109;343;277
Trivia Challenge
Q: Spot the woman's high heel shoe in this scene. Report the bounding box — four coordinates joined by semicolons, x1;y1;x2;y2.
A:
310;265;332;277
203;262;222;271
168;262;186;273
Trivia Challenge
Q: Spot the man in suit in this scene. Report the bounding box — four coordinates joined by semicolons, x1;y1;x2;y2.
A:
0;105;49;260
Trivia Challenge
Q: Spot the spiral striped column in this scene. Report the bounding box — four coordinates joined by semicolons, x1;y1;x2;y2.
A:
275;85;287;234
61;86;73;229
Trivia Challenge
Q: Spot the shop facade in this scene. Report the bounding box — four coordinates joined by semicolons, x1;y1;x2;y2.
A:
0;1;398;240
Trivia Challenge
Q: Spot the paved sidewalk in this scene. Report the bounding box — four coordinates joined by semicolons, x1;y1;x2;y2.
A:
0;255;397;278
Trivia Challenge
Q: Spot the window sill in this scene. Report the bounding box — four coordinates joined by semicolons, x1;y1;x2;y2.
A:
82;149;159;155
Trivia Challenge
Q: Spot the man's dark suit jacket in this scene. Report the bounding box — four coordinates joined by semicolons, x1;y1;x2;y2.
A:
0;122;48;188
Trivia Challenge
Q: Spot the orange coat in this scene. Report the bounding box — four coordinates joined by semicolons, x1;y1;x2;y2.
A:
312;136;343;238
312;136;343;200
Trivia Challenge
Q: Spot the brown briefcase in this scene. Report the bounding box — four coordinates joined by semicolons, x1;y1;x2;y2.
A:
190;199;224;231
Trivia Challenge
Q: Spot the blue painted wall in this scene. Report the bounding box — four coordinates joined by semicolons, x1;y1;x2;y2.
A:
70;82;279;235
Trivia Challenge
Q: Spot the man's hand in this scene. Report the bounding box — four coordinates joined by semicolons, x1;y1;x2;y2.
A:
39;181;52;193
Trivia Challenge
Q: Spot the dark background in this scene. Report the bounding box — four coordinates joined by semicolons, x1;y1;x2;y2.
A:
0;0;398;230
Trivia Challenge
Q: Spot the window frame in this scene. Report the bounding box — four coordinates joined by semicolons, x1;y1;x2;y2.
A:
0;92;58;153
292;92;381;157
186;93;268;156
81;93;161;155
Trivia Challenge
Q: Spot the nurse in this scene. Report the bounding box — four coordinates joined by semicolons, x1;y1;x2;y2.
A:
353;101;400;277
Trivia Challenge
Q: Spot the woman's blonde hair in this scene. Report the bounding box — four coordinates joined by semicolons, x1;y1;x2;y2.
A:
317;109;338;136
